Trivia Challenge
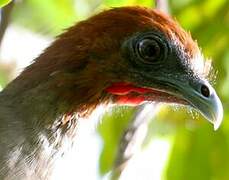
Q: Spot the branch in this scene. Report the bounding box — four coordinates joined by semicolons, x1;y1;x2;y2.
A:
111;103;159;180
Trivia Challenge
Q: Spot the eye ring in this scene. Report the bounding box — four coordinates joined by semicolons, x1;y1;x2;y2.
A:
121;31;170;68
134;34;168;65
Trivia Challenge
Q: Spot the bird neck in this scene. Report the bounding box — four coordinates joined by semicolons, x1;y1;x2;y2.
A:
0;64;105;179
0;24;110;178
1;55;104;126
0;78;76;178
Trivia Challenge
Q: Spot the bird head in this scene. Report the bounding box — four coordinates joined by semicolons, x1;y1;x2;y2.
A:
12;6;223;129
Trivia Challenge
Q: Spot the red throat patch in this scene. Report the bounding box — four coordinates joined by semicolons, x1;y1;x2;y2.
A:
105;82;152;95
105;82;152;105
105;82;187;106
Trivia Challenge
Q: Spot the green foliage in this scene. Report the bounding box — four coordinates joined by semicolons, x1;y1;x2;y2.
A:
11;0;77;35
166;125;229;180
103;0;154;7
10;0;155;36
0;0;11;8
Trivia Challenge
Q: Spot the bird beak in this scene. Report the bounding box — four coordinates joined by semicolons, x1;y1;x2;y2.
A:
174;79;223;130
106;78;224;130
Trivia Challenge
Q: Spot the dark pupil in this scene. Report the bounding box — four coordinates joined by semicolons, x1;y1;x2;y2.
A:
139;39;160;60
201;84;210;97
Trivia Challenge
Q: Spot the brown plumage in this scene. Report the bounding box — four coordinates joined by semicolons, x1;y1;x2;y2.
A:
0;6;223;180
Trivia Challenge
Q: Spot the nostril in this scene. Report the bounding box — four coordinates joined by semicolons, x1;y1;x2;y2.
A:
201;84;210;98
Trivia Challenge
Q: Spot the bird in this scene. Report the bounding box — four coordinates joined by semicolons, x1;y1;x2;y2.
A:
0;6;223;180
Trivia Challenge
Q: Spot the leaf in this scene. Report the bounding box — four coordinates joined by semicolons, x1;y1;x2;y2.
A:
0;0;11;8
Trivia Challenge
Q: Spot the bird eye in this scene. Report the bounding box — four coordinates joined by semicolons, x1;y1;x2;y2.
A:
136;38;166;64
137;39;161;62
122;32;169;68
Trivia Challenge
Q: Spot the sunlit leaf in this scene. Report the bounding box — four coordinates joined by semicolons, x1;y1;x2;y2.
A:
0;0;11;8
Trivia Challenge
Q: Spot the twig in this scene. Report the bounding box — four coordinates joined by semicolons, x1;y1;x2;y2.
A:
155;0;170;14
111;103;159;180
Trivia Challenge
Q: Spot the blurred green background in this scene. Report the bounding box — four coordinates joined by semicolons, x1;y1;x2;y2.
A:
0;0;228;179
